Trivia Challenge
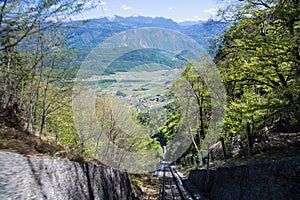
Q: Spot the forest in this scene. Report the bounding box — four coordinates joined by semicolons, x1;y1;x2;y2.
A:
0;0;299;171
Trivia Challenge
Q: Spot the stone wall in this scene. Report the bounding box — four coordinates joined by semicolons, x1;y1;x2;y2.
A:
0;152;134;200
189;157;300;200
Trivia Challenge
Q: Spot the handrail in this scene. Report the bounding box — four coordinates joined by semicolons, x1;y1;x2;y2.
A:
169;165;188;200
160;165;166;200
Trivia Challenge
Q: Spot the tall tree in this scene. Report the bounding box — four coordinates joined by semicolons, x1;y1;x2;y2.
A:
216;0;300;153
0;0;100;148
171;61;213;162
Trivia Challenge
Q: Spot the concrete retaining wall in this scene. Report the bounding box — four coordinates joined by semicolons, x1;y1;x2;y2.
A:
0;152;134;200
189;158;300;200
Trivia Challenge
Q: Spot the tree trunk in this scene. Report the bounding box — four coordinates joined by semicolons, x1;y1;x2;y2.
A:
39;71;51;138
220;137;227;158
3;47;12;107
26;65;37;132
246;122;252;155
205;146;210;194
200;95;205;138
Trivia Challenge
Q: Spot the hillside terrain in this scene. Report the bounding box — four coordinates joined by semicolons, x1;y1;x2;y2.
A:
67;16;228;52
1;0;300;198
0;105;85;162
0;103;299;200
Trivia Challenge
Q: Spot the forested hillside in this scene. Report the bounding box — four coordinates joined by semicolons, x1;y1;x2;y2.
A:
0;0;299;174
169;0;300;162
0;0;93;150
0;0;299;199
215;0;300;155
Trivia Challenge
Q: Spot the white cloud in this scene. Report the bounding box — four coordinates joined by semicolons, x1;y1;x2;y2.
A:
47;15;77;23
204;8;218;15
49;4;60;11
85;2;93;6
131;13;141;17
100;1;107;6
69;16;85;21
168;7;174;10
192;16;209;21
121;5;133;10
176;16;208;22
29;4;36;9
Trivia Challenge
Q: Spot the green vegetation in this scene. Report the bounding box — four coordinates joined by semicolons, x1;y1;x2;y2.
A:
0;0;299;176
105;48;182;74
0;1;110;160
94;96;161;155
146;0;300;166
0;0;92;138
216;0;300;154
152;101;182;146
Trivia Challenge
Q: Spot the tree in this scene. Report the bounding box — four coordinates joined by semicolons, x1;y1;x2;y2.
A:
0;0;108;162
152;101;181;147
181;62;211;139
171;60;214;163
91;95;162;169
216;0;300;154
0;0;96;51
0;0;98;136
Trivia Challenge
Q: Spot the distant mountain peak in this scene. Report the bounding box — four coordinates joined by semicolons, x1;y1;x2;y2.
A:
102;15;117;21
95;15;210;25
68;15;228;53
130;13;142;17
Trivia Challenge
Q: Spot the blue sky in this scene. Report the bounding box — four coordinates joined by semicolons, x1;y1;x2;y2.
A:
78;0;222;22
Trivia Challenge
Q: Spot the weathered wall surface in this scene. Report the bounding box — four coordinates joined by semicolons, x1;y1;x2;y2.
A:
189;157;300;200
0;152;134;200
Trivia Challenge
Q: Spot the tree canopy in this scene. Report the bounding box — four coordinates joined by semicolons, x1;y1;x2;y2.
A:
215;0;300;153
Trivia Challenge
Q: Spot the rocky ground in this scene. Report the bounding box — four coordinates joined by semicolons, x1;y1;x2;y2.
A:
129;174;161;200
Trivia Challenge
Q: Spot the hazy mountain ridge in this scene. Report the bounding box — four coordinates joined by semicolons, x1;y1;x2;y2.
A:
67;15;228;51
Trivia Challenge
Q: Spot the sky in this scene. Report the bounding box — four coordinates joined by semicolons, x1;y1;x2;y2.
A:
77;0;223;22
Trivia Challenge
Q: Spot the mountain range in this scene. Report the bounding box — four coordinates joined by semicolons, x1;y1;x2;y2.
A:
67;15;229;53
